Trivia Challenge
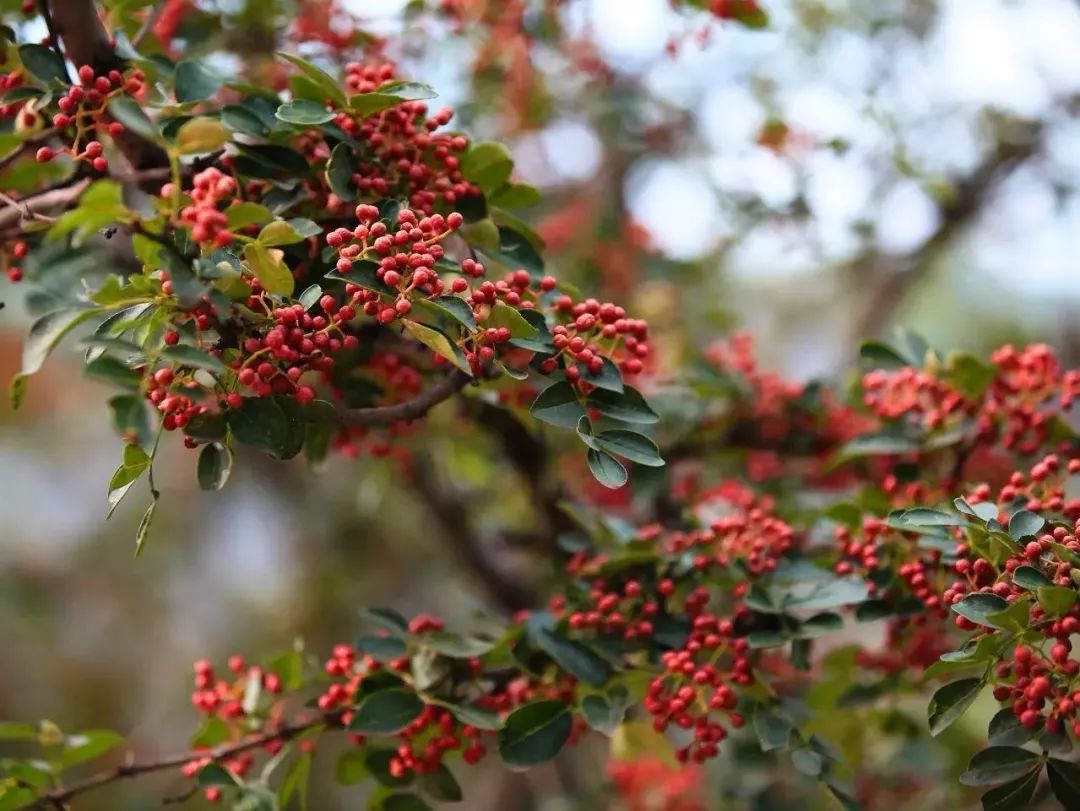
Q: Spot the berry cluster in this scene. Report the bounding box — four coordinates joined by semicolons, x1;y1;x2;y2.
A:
36;64;144;172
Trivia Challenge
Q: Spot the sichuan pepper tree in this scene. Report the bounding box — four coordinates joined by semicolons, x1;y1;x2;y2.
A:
1;2;1079;811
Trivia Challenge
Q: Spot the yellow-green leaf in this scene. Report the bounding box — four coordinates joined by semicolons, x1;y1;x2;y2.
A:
243;243;295;297
175;117;229;154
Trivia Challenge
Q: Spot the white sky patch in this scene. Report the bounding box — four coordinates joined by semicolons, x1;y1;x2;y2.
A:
628;159;724;260
874;179;941;254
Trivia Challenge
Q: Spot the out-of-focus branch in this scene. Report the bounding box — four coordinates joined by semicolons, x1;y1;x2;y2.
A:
26;713;334;810
850;116;1050;343
411;456;535;613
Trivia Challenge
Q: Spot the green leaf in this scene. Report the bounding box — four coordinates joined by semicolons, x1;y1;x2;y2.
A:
227;397;296;459
1008;510;1045;540
363;606;410;635
244;242;295;297
108;97;159;141
530;381;586;428
198;762;240;787
579;356;623;393
580;694;625;736
197;443;233;491
492;225;544;273
134;499;157;557
490;182;541;209
258;220;306;246
18;43;67;84
951;593;1009;628
1036;586;1077;617
431;296;476;331
985;599;1030;634
435;700;503;731
1012;565;1052;590
17;307;102;383
175;60;223;103
460;141;513;194
276;99;335;125
486;302;538;338
365;748;414;787
498;700;572;768
791;747;825;777
419;764;462;802
588;448;628;488
422;631;496;658
959;747;1042;787
356;634;408;662
348;82;437;116
533;628;610;686
836;433;921;458
278;752;311;810
892;507;966;528
61;729;124;767
594;430;664;467
161;344;228;373
226;202;273;230
1048;758;1080;808
753;705;792;752
382;794;432;811
335;749;368;785
858;340;911;369
0;722;37;740
587;386;659;424
928;677;984;737
402;320;470;374
278;52;347;106
325;142;357;201
980;769;1039;811
349;688;425;735
176;117;229;154
85;356;141;388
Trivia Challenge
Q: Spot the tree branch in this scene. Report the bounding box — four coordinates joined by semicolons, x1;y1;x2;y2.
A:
27;713;334;810
339;369;474;426
849;114;1051;343
410;456;535;612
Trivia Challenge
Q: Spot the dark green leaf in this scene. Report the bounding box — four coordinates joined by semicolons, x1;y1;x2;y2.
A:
1037;586;1077;617
951;593;1009;628
108;97;159;141
381;794;432;811
580;694;625;736
530;381;586;428
197;443;232;491
349;688;424;735
980;769;1039;811
460;141;513;193
175;60;223;103
326;142;358;200
594;430;664;467
197;762;240;787
1048;758;1080;808
436;700;503;731
928;678;984;737
18;44;67;84
753;705;792;752
419;764;462;802
533;628;610;686
1012;565;1052;590
1009;510;1045;540
587;448;628;489
587;386;659;424
498;700;572;768
227;397;295;459
960;747;1042;787
422;631;496;658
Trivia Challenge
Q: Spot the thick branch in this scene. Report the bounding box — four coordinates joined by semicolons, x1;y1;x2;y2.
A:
46;0;169;172
849;116;1048;343
0;179;90;232
339;369;474;426
28;714;332;810
411;457;535;612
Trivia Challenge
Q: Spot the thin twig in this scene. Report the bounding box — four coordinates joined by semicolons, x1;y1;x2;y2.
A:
28;714;333;810
0;128;60;176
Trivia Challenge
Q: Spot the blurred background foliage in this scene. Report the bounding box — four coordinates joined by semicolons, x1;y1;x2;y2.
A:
2;0;1080;808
